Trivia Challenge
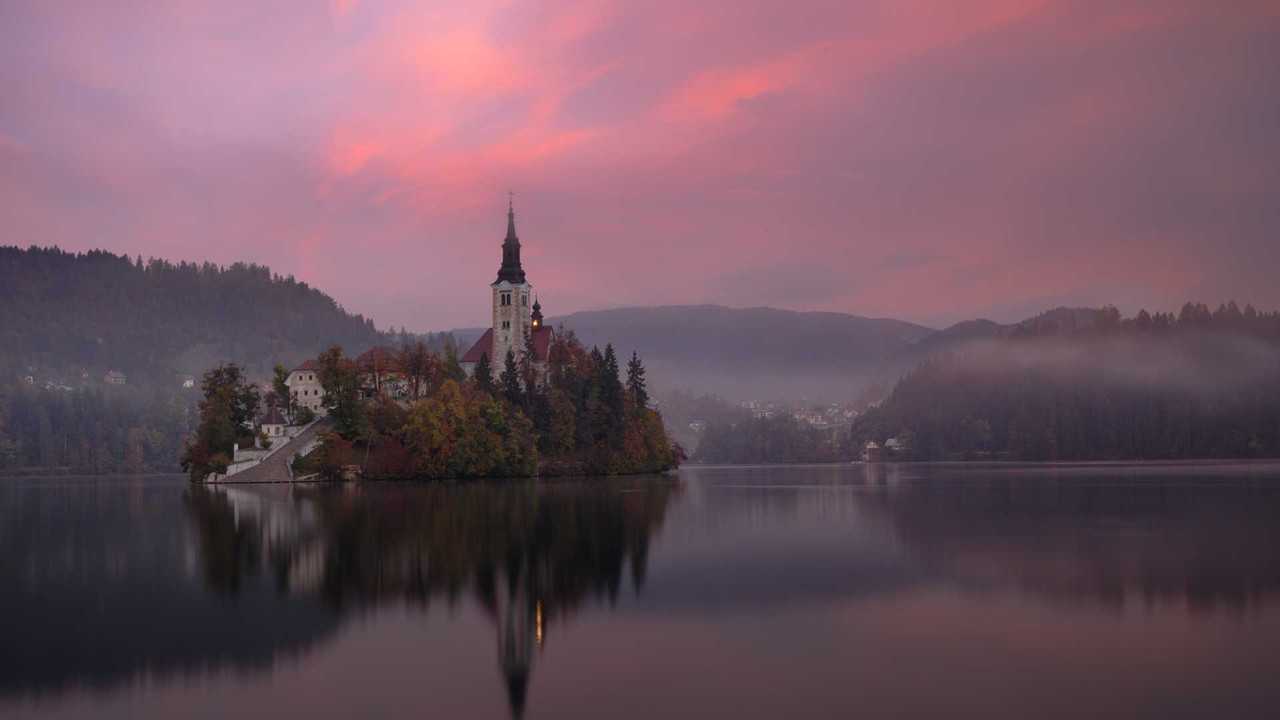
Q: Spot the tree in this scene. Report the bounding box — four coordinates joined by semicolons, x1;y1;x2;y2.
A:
626;351;648;411
398;339;438;400
317;346;366;439
180;363;259;481
601;344;625;432
472;352;494;395
519;332;542;408
500;349;522;406
272;363;293;417
442;337;467;382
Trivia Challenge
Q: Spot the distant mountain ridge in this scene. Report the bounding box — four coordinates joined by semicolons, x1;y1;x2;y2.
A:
456;304;933;402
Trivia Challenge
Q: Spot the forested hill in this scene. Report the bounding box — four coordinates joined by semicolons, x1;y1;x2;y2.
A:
853;303;1280;461
0;246;383;382
544;305;934;402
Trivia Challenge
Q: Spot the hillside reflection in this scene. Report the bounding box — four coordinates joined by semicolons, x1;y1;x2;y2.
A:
187;478;680;717
854;463;1280;614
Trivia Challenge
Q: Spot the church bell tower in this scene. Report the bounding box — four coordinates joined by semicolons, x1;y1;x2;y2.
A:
491;198;532;364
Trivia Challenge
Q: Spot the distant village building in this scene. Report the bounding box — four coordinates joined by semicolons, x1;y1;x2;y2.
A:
461;200;554;374
104;370;127;386
286;359;325;413
180;375;195;389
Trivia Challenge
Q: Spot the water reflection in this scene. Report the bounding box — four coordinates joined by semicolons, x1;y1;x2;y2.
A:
855;463;1280;614
4;465;1280;719
0;477;341;700
186;478;680;717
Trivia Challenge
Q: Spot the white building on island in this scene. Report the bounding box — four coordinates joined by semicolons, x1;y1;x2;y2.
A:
286;359;325;414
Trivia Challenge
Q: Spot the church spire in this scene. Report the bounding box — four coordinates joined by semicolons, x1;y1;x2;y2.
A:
505;193;518;242
496;193;527;284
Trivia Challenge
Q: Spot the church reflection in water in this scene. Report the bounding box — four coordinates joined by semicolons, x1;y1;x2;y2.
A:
186;478;680;718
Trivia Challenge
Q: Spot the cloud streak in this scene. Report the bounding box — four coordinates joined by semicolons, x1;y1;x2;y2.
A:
1;0;1277;330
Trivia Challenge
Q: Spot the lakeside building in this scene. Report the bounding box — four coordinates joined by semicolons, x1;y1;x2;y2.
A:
287;359;324;413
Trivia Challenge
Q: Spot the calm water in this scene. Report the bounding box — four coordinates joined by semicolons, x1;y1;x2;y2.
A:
3;463;1280;719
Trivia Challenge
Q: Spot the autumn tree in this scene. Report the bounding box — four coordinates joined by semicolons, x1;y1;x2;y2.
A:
317;346;366;439
398;339;438;400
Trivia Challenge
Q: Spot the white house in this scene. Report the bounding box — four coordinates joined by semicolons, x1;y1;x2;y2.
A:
286;359;326;414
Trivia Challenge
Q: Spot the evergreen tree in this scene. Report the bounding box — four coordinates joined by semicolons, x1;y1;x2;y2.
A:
601;344;625;431
472;352;494;395
519;332;542;408
272;363;292;417
500;349;522;406
442;338;467;382
626;351;648;411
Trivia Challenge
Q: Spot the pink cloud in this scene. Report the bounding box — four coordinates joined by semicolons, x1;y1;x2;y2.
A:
2;0;1278;331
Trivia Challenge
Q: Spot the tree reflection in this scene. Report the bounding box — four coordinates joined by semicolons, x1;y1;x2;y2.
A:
187;478;679;718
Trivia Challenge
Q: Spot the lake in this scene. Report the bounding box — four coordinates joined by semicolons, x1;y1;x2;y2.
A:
3;462;1280;719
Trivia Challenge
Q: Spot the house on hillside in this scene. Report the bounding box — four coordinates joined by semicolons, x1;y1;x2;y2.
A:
286;359;325;413
104;370;126;386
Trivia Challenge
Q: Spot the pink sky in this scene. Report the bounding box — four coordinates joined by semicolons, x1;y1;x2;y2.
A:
2;0;1278;330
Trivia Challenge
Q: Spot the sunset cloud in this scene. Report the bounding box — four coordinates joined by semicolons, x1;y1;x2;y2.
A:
1;0;1277;330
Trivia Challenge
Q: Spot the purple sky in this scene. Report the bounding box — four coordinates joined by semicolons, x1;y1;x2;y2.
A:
2;1;1278;331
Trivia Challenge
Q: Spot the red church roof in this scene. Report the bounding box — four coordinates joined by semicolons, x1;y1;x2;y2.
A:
461;327;553;364
461;329;494;363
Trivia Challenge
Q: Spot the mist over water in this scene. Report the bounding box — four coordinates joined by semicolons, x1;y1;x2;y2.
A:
4;465;1280;719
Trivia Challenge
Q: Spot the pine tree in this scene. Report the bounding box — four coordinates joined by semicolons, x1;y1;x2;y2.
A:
442;338;467;382
519;332;541;408
500;349;522;406
473;352;494;394
626;351;648;411
601;344;625;432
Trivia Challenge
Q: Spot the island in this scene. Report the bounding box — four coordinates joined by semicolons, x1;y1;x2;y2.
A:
182;203;681;483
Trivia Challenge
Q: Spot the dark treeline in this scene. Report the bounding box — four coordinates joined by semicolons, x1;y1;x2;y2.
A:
0;381;196;473
307;329;681;479
852;303;1280;461
0;245;384;383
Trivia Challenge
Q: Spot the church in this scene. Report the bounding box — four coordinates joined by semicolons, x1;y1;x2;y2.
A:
460;201;554;374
